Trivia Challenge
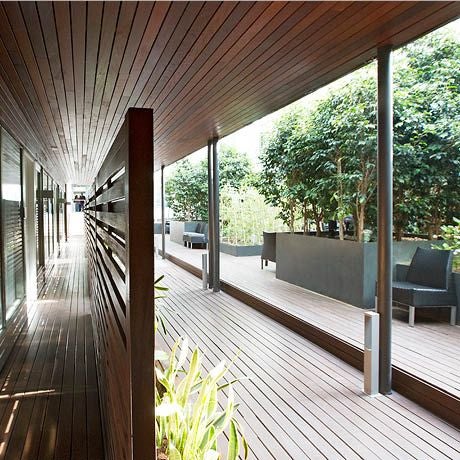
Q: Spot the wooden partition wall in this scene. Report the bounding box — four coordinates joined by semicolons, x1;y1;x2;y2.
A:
84;108;154;460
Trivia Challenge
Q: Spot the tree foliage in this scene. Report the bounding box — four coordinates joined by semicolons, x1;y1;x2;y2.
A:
258;29;460;240
165;145;253;221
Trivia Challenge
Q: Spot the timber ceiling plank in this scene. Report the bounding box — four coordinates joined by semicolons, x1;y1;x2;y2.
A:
159;1;401;146
90;1;169;184
0;76;45;157
82;1;103;185
152;1;278;141
86;1;120;179
94;1;189;171
97;2;267;172
216;0;451;135
88;1;137;181
70;1;87;181
154;1;454;165
55;2;77;162
153;1;345;151
88;1;154;184
0;1;458;183
34;1;74;177
0;1;66;174
0;18;64;179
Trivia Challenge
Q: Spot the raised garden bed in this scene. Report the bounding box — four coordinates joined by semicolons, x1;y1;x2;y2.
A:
220;242;262;257
276;233;439;308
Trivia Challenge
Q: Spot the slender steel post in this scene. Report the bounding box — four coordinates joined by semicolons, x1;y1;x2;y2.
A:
38;167;45;269
377;45;393;395
64;184;68;242
207;140;214;289
212;137;220;293
161;165;166;259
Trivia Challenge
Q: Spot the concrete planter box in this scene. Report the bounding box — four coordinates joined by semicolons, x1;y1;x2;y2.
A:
276;234;438;308
220;242;262;257
169;220;205;245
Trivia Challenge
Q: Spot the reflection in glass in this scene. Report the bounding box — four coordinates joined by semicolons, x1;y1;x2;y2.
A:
1;129;25;319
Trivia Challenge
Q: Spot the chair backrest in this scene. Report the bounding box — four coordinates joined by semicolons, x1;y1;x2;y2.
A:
201;223;208;236
195;222;203;233
407;247;453;290
262;231;276;262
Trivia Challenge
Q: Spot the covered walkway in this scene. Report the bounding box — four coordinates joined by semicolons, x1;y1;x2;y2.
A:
156;257;460;459
0;238;103;460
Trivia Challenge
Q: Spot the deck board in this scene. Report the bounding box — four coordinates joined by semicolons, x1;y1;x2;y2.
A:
163;238;460;399
156;256;460;459
0;237;103;460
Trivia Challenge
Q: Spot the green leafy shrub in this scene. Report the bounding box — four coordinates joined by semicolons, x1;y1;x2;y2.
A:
220;186;288;245
154;275;170;335
436;217;460;271
155;338;248;460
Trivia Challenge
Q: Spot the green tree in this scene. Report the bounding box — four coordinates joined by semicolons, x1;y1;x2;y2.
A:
165;146;253;221
298;74;378;241
165;159;208;220
393;31;460;239
257;107;306;232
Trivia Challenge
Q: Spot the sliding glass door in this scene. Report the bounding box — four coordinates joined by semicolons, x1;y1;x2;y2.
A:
1;128;25;320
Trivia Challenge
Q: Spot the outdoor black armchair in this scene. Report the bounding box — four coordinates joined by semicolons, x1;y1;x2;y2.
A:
183;222;208;249
261;232;276;269
393;247;457;327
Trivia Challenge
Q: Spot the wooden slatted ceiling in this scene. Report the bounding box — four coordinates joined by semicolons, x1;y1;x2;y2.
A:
0;1;458;185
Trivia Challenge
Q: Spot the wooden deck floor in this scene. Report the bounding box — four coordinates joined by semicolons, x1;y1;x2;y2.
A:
163;238;460;399
0;237;103;460
156;257;460;459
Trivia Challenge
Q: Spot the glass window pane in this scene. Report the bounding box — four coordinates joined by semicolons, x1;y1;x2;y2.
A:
1;128;25;319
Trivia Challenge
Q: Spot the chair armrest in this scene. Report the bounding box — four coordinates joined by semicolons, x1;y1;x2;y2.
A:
395;264;409;282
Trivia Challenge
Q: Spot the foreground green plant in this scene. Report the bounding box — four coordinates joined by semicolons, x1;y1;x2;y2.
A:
155;275;171;335
155;337;248;460
436;218;460;271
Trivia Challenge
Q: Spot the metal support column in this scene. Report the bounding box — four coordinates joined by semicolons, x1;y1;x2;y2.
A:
377;45;393;395
161;165;166;259
64;184;68;242
212;137;220;292
207;140;214;289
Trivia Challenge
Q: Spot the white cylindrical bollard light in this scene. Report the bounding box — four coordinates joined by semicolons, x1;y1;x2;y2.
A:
364;311;380;396
202;253;208;290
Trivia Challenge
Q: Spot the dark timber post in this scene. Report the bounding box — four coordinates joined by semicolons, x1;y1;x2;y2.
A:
212;137;220;293
377;45;393;395
125;108;154;458
207;140;214;288
161;165;166;259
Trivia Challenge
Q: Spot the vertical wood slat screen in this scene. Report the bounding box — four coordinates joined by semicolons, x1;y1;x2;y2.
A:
85;108;154;460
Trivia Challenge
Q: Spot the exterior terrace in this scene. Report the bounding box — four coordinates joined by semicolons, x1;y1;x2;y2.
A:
0;2;457;459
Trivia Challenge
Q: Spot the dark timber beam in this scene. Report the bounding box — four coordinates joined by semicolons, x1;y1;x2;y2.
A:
207;139;214;289
212;137;220;293
377;45;393;395
161;165;165;259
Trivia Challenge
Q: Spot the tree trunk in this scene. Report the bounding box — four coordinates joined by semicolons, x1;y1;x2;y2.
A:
303;202;308;234
338;218;344;240
312;203;322;237
357;205;365;243
395;226;404;242
289;200;295;233
336;155;345;241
